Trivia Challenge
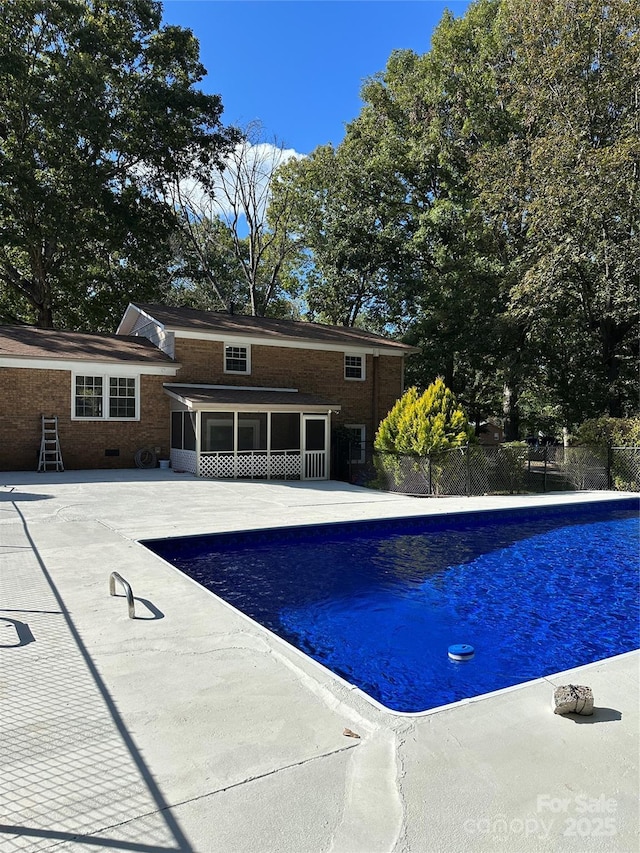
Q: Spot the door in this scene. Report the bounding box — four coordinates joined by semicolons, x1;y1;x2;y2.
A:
302;415;328;480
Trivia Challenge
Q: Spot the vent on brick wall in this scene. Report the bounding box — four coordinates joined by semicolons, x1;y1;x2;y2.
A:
105;449;120;457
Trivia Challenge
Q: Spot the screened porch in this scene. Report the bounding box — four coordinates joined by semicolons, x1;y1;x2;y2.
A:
165;385;339;481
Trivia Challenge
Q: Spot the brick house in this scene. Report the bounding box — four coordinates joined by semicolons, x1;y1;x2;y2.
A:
0;304;416;478
0;326;179;471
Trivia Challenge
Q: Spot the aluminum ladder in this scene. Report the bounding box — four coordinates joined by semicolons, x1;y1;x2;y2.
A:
38;415;64;471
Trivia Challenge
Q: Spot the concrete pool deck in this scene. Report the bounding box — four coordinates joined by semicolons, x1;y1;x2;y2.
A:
1;471;638;853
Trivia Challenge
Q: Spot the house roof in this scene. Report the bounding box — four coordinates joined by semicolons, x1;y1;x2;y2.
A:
0;325;176;364
125;303;418;354
164;384;341;412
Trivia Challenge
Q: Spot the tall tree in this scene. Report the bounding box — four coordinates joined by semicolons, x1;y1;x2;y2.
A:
0;0;235;329
281;0;639;432
480;0;640;419
271;131;416;328
162;216;248;312
171;121;302;317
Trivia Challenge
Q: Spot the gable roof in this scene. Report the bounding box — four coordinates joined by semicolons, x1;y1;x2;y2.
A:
0;325;175;365
121;303;418;354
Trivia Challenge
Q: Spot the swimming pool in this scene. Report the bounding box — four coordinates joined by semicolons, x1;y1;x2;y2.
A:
143;498;639;713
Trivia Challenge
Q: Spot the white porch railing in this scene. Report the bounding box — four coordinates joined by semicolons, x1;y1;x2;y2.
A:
304;450;326;480
199;449;302;480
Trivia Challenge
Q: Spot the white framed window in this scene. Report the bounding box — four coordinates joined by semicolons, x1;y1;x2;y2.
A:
73;374;139;420
224;344;250;374
108;377;136;418
345;424;366;464
75;375;103;418
344;354;365;380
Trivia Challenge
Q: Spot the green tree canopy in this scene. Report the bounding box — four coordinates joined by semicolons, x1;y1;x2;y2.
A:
0;0;236;329
270;133;416;328
278;0;639;434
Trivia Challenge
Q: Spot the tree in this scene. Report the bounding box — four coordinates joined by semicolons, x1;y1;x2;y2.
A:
375;379;472;455
285;0;639;432
162;217;248;312
474;0;640;420
0;0;235;329
171;121;303;317
270;129;417;328
349;4;530;437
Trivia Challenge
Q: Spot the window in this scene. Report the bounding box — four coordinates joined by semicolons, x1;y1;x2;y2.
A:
73;375;138;420
271;413;301;451
237;412;267;451
344;354;365;380
225;344;250;374
109;377;136;418
75;376;103;418
345;424;366;463
171;411;196;451
201;412;234;452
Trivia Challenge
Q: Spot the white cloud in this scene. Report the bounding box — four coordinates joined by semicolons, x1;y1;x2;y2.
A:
177;141;305;225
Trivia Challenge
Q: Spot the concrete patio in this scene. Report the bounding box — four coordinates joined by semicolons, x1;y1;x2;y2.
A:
1;470;638;852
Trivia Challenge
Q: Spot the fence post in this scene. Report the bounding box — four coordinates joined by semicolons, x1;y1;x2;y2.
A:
543;445;548;493
466;443;471;496
428;452;433;495
607;444;613;490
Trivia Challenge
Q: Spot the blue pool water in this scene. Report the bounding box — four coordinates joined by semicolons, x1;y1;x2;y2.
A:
143;499;639;713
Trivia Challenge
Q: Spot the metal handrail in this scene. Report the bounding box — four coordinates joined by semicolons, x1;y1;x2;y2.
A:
109;572;135;619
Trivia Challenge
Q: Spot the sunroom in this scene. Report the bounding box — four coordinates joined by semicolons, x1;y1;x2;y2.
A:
165;384;340;480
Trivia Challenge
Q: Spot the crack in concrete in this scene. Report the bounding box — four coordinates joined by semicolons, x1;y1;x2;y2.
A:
93;743;359;835
392;722;414;853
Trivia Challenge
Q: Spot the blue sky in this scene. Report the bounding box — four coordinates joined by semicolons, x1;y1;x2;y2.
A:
162;1;471;154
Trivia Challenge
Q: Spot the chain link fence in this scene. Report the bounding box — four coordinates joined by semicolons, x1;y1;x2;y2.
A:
334;437;640;496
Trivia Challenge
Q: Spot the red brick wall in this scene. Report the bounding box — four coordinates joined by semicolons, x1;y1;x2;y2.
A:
173;339;405;440
0;341;406;471
0;368;170;471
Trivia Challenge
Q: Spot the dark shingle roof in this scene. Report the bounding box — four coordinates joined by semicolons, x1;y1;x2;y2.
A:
0;325;175;364
133;303;416;353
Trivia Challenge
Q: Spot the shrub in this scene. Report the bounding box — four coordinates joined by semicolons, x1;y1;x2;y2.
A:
576;417;640;447
375;379;473;455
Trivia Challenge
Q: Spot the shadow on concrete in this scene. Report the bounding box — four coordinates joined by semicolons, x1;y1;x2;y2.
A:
0;491;53;502
564;706;622;724
1;501;193;852
0;618;36;648
0;825;181;852
133;596;165;620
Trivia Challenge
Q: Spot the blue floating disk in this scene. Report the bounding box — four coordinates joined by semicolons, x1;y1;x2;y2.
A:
448;643;475;661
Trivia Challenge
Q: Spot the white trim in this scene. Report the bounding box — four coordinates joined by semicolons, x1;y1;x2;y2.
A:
71;372;140;422
116;303;161;336
344;354;366;381
165;383;297;393
0;356;179;375
224;342;251;375
164;390;336;415
302;414;330;480
173;328;408;356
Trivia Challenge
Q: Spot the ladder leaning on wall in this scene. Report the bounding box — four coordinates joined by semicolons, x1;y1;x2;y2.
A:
38;415;64;472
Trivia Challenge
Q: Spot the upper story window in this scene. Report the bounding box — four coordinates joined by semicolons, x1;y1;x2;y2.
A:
73;374;138;420
225;344;250;374
344;354;365;380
